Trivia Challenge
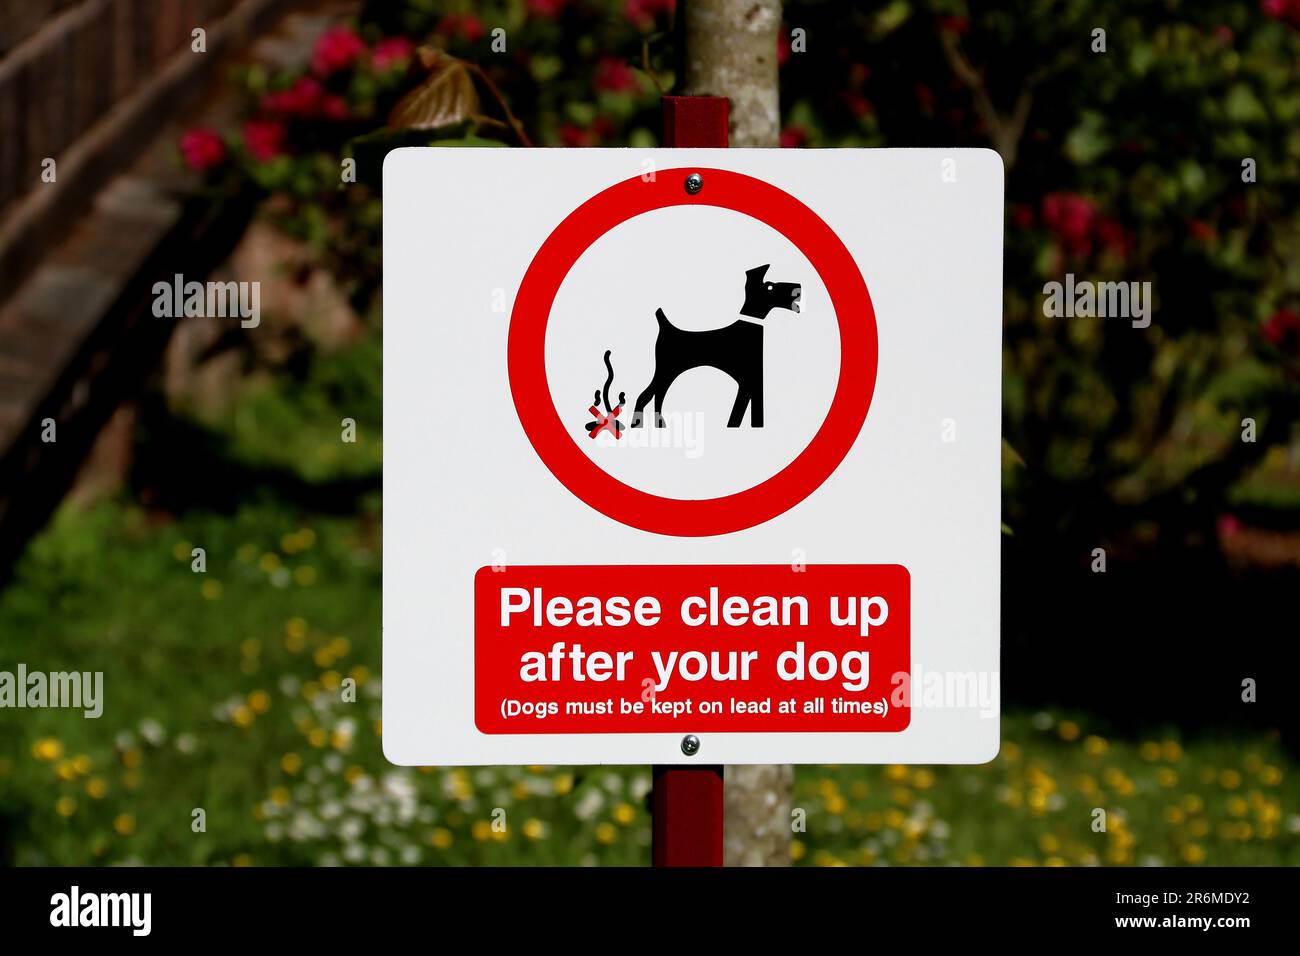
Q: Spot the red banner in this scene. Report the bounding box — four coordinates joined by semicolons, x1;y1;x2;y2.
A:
474;564;910;734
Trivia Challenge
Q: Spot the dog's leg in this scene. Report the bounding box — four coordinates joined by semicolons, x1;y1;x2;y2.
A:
727;386;750;428
750;377;763;428
653;390;666;429
630;382;657;428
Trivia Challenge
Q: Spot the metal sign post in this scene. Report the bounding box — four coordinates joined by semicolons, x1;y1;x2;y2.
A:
650;93;730;868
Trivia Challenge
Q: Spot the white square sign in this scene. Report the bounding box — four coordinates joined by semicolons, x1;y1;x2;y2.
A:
383;148;1002;766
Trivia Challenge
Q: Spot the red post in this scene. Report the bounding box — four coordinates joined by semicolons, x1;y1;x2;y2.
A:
650;93;730;868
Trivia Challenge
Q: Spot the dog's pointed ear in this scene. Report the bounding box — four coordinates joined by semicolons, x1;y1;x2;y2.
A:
746;264;770;280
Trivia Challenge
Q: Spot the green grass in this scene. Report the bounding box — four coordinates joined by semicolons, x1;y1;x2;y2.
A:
0;499;1295;866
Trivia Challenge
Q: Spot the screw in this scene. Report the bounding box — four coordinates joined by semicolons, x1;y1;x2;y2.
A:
681;734;700;756
684;172;703;195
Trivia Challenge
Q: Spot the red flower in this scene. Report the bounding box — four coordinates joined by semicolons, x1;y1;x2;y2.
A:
437;13;486;42
311;25;366;77
626;0;675;29
371;36;414;71
243;119;287;162
595;58;637;93
1217;514;1243;539
777;32;791;67
179;128;227;172
1262;308;1300;348
1188;219;1217;245
842;91;873;118
1041;192;1097;257
261;76;324;117
1095;217;1132;258
779;125;808;148
526;0;567;17
939;15;970;34
559;123;594;147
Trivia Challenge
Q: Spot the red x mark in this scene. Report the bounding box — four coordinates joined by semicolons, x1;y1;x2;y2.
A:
588;404;623;439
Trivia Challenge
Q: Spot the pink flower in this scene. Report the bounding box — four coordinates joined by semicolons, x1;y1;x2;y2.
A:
595;58;637;93
626;0;675;29
559;123;593;147
1041;192;1097;257
1217;514;1243;539
261;76;324;117
1262;308;1300;347
779;125;808;148
526;0;567;17
311;25;366;77
243;119;286;162
370;36;414;71
179;128;227;172
437;13;485;41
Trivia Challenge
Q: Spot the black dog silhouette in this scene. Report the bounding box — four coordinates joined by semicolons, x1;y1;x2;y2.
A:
630;265;801;428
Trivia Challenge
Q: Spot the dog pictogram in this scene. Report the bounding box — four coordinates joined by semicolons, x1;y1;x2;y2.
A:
630;265;801;428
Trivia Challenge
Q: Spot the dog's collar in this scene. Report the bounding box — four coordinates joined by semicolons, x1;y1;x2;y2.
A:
735;315;765;327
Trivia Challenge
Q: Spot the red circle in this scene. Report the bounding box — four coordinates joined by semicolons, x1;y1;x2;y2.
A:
508;167;877;537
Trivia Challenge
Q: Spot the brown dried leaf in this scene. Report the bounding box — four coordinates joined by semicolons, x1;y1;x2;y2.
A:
387;47;481;130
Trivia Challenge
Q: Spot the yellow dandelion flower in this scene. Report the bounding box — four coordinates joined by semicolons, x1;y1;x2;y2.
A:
1083;735;1108;757
172;541;192;561
1227;796;1247;817
1045;856;1067;867
113;813;136;836
259;552;281;572
349;665;370;685
56;795;77;817
240;638;260;658
281;753;303;776
1001;742;1021;762
1164;805;1185;825
884;808;905;829
553;773;574;796
344;765;365;785
523;819;546;840
1189;818;1210;838
1160;740;1182;762
301;681;320;701
308;728;328;748
270;786;291;806
913;768;935;789
200;579;223;600
1057;720;1081;742
285;616;307;639
86;777;107;799
826;795;847;815
248;690;271;714
471;820;493;842
1156;767;1178;788
965;854;985;867
431;828;453;849
1181;843;1205;864
31;738;64;762
56;760;77;781
232;853;253;867
313;647;335;668
884;764;908;782
1182;793;1203;814
1219;769;1242;790
1259;765;1281;786
231;705;254;728
595;822;618;845
1139;741;1161;761
613;802;636;825
511;781;530;800
1038;833;1060;854
791;840;806;861
122;748;143;768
